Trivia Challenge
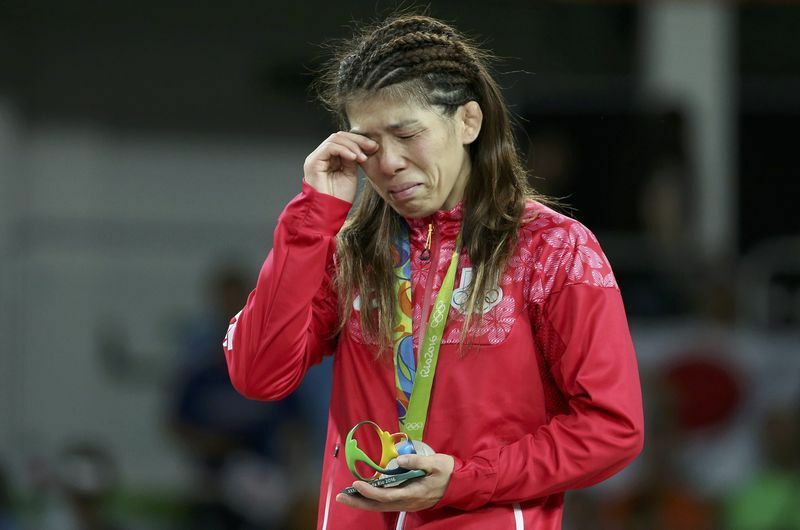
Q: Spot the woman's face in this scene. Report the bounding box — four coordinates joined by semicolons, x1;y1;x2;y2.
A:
346;95;482;219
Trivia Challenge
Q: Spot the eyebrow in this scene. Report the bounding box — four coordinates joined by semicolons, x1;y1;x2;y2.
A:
349;119;420;136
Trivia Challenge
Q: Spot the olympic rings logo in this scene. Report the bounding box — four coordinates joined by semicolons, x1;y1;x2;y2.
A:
430;301;447;325
450;267;504;314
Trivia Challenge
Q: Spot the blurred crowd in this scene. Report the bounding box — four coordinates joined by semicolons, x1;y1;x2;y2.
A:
1;267;327;530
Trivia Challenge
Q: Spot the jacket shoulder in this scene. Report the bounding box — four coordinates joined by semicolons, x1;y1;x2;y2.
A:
516;200;618;305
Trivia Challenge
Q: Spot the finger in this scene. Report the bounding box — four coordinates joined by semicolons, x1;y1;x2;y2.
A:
335;481;412;509
352;134;380;153
331;131;379;156
307;137;358;164
329;134;378;162
352;480;412;503
395;454;435;473
331;139;370;163
335;492;401;512
306;144;361;176
320;142;361;163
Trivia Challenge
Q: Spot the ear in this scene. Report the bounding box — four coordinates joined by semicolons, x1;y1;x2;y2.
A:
460;101;483;145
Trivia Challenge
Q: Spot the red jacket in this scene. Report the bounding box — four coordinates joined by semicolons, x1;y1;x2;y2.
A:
224;182;644;529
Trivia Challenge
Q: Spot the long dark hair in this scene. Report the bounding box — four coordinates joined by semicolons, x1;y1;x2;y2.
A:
316;13;544;352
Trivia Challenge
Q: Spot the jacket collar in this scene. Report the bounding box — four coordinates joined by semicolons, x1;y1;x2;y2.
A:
404;201;464;242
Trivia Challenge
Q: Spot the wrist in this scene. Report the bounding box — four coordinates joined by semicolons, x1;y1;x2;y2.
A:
433;456;496;511
302;175;356;204
280;181;352;236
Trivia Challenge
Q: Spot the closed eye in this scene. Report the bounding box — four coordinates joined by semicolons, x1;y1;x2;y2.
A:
397;131;423;140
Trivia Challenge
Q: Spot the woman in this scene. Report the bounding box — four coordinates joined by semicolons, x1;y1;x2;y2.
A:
224;13;644;529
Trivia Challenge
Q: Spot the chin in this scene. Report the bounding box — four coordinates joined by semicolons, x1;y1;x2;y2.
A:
388;200;438;219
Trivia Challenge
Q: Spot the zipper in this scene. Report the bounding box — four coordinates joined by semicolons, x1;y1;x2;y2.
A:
416;222;441;351
420;223;433;261
321;442;340;530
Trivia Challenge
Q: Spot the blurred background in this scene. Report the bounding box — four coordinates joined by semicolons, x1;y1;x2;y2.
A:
0;1;798;529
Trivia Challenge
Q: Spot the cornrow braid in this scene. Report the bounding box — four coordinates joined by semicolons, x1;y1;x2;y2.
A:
334;14;478;97
361;45;475;90
379;45;458;68
373;16;456;43
369;59;478;92
336;17;425;92
364;31;471;71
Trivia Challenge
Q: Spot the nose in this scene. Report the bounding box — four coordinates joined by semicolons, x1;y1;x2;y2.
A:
375;141;407;177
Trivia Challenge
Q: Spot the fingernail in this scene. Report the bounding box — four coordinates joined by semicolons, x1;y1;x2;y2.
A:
396;456;409;466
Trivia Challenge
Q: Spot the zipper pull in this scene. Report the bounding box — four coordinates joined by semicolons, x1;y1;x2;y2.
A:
420;223;433;261
333;443;340;458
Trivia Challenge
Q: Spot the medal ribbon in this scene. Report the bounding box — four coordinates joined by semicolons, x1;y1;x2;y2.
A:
392;223;461;441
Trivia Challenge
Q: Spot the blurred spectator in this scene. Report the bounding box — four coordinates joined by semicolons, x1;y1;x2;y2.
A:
526;127;577;201
724;403;800;529
601;368;721;530
34;443;123;530
165;266;313;529
633;158;695;317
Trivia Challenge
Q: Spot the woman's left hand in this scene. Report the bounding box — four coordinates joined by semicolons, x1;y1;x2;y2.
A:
335;453;455;512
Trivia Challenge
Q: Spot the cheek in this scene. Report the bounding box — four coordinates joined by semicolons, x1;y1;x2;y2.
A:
362;171;387;197
427;134;457;165
359;160;380;183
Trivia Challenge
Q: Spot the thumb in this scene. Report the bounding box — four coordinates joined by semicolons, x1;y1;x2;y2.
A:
395;453;432;472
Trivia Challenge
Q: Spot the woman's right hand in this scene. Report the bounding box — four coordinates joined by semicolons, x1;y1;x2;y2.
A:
303;132;379;203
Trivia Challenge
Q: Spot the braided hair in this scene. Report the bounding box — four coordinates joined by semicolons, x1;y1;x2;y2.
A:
322;15;483;123
318;14;540;352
